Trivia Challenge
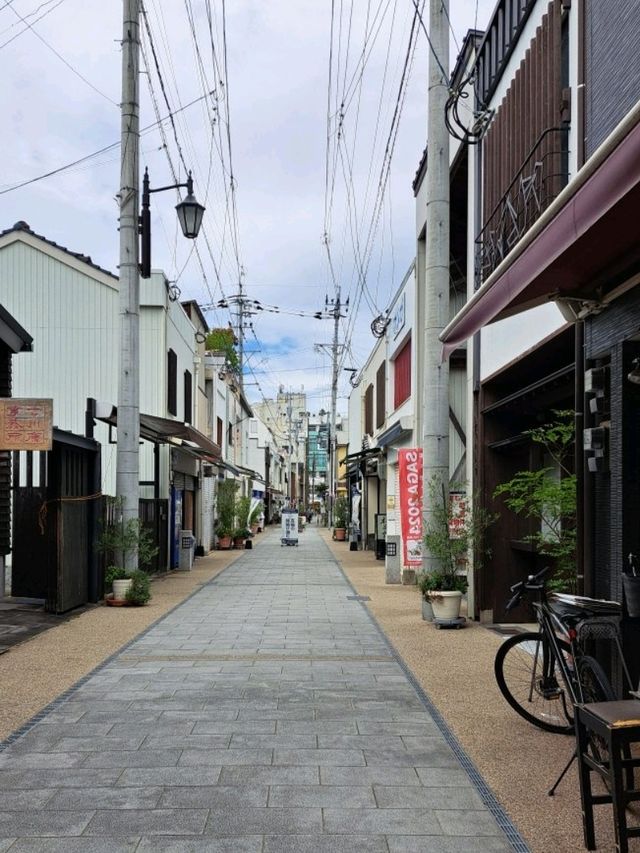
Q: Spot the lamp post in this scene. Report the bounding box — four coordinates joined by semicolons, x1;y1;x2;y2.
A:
139;167;205;278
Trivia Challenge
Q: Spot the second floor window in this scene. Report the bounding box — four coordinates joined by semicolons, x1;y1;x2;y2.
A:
394;338;411;408
376;361;386;429
167;349;177;416
184;370;192;424
364;384;374;435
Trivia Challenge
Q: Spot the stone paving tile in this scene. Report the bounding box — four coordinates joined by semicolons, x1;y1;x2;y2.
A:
263;836;389;853
387;838;512;852
81;749;182;769
323;807;444;835
45;786;163;810
374;785;485;809
218;765;319;786
0;768;123;790
320;766;421;786
159;784;268;809
268;784;376;808
204;806;322;835
7;841;140;853
136;839;262;853
0;811;94;837
117;767;222;787
84;808;208;836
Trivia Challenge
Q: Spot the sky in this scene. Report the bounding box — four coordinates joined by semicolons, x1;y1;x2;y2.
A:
0;0;495;416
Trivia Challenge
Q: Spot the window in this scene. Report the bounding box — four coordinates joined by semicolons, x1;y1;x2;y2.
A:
376;361;386;429
184;370;192;424
216;417;223;447
228;422;234;446
394;338;411;408
364;384;374;435
167;349;177;416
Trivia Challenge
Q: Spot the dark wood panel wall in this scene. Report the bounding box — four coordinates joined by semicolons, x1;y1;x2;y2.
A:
482;1;565;228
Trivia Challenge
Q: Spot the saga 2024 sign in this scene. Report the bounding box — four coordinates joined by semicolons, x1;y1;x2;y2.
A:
398;448;423;566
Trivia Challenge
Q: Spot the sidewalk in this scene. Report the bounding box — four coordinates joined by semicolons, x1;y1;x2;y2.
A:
0;528;520;852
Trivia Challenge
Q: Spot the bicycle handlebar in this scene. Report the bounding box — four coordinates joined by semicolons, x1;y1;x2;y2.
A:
504;566;551;612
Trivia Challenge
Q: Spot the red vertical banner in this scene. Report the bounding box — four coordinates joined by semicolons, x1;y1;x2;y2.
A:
398;448;423;567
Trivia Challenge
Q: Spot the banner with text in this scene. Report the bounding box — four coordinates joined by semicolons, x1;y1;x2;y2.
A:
398;448;423;567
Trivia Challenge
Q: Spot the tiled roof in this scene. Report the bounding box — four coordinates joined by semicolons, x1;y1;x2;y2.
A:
0;220;117;280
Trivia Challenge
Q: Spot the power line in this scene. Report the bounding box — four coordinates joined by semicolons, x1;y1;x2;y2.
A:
2;0;117;104
0;90;214;196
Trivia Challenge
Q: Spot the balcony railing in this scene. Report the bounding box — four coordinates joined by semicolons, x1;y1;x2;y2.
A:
475;125;570;289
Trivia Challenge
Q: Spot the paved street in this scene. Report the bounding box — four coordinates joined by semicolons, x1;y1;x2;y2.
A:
0;529;525;852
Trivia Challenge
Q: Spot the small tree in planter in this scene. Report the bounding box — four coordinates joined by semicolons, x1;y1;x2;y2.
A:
215;479;238;548
234;495;252;547
97;499;158;603
249;501;263;534
333;496;349;541
493;410;576;593
420;477;497;621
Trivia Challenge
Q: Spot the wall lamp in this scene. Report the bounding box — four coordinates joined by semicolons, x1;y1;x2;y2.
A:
139;167;205;279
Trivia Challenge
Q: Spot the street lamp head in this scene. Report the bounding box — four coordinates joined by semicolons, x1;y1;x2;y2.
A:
175;173;205;239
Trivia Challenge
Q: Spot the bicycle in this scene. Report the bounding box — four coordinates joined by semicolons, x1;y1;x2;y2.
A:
494;566;632;735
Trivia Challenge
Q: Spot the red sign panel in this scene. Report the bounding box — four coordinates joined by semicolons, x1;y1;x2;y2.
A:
398;448;423;567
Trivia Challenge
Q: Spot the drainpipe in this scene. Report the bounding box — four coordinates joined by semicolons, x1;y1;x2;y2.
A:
575;320;585;596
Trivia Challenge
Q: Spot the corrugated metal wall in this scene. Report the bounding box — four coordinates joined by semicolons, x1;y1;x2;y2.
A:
584;0;640;158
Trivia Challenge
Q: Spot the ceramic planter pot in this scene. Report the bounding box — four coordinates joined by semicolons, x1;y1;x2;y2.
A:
421;598;434;621
334;528;346;541
429;590;462;620
112;578;133;601
217;536;232;550
233;538;246;549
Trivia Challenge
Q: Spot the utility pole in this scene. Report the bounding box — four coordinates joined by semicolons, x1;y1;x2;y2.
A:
422;0;450;574
117;0;141;568
315;292;346;527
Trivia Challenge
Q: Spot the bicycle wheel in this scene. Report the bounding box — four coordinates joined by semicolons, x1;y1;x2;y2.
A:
494;631;574;734
576;654;624;784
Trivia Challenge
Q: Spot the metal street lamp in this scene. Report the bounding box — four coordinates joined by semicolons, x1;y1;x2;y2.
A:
139;167;205;278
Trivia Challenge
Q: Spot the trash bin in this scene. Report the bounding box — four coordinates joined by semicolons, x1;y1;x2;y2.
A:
179;529;195;571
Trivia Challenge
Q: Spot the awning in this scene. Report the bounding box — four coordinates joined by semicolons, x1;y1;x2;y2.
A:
340;447;381;467
376;417;413;448
97;407;221;460
441;100;640;358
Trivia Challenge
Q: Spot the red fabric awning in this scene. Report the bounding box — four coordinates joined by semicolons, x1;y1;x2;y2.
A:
441;109;640;358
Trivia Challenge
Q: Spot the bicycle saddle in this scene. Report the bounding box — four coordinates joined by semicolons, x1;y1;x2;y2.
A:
548;592;622;620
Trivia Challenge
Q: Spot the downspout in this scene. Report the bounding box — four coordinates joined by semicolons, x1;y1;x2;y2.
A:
575;320;585;596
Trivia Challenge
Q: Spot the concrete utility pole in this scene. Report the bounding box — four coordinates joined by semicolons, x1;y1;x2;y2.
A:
422;0;450;574
117;0;141;569
315;293;345;526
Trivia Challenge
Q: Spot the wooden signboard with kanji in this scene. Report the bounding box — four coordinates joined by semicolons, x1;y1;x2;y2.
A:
0;398;53;451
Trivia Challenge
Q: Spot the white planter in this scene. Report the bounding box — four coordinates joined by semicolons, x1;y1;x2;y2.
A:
421;598;434;621
429;590;462;620
112;578;133;601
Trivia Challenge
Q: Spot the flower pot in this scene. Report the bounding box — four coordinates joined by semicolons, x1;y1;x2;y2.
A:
334;527;346;541
112;578;133;601
429;590;463;620
217;536;232;550
251;524;258;535
421;598;434;621
623;574;640;617
233;538;245;549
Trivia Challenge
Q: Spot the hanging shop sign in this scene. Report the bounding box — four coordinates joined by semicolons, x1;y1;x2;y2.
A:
0;398;53;451
398;447;423;567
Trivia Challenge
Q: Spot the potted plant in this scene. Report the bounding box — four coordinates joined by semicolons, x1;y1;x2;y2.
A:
333;495;348;541
125;569;152;606
233;526;251;548
421;476;497;621
493;410;577;593
97;499;158;603
215;479;238;549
